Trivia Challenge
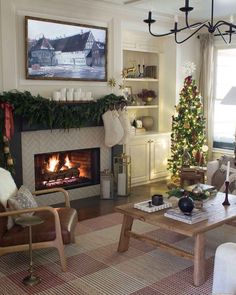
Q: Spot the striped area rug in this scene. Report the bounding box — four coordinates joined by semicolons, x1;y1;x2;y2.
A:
1;212;236;295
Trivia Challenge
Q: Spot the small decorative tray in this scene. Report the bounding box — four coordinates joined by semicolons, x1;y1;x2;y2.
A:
134;200;172;213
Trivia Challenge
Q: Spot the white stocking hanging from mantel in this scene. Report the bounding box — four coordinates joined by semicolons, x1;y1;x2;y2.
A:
102;110;124;147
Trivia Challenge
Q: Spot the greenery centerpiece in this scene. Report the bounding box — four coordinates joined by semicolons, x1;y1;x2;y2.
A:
166;186;210;201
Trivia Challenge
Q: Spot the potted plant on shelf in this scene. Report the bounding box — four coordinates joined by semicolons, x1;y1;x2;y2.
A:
137;89;157;105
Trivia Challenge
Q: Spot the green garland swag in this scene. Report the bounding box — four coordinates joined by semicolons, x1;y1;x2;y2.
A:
0;90;125;172
0;90;125;129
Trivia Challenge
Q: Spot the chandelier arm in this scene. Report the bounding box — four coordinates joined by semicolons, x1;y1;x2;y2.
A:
216;27;228;44
148;24;176;37
214;20;234;30
144;0;236;43
174;24;208;44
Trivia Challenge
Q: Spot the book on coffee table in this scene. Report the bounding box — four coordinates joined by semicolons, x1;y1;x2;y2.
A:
164;208;208;224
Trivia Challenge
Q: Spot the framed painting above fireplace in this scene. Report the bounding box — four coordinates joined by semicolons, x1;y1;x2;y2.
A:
25;16;107;81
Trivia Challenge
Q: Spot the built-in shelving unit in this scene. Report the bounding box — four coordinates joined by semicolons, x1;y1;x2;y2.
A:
123;46;159;132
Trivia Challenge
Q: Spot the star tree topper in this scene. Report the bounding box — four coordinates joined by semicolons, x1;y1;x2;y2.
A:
182;61;196;76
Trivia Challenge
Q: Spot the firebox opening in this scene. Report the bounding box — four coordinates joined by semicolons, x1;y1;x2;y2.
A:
34;148;100;190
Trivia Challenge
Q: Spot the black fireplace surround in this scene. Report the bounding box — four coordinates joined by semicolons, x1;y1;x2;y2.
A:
10;116;101;190
34;148;100;190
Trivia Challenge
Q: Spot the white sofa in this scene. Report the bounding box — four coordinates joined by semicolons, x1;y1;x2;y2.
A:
212;242;236;295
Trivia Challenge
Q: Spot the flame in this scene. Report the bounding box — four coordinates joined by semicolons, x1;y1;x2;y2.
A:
64;155;73;169
47;154;59;172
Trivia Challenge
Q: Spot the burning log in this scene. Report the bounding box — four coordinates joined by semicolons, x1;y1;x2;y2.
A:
42;164;80;182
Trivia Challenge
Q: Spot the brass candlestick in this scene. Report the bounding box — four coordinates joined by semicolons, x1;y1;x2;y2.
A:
222;181;230;206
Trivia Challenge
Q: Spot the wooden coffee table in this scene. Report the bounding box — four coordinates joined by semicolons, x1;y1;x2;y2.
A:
115;192;236;286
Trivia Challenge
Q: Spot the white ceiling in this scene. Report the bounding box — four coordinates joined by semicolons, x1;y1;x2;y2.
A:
99;0;236;21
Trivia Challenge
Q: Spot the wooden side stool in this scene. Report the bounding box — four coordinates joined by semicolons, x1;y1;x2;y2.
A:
180;167;205;188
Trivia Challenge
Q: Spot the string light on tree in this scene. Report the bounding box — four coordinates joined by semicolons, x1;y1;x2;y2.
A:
168;62;207;176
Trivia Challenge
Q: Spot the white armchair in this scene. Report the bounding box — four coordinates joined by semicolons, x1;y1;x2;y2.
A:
212;242;236;295
207;156;236;194
206;160;220;185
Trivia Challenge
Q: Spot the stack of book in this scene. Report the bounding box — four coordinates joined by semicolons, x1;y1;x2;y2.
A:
144;65;157;79
135;128;146;134
164;208;208;224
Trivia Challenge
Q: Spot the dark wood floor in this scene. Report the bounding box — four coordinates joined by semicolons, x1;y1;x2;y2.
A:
69;180;168;221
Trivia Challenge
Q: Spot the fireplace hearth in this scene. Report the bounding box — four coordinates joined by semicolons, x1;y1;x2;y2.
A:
34;148;100;190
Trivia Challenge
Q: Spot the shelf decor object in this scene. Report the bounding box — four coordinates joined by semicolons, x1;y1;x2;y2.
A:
137;89;157;105
143;0;236;44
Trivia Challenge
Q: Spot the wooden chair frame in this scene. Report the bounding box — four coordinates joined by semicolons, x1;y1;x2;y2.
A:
0;188;71;271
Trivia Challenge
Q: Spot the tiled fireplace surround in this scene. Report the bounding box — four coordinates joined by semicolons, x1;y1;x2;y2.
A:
21;127;110;206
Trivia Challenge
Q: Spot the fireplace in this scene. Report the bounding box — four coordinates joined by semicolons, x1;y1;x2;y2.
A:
34;148;100;190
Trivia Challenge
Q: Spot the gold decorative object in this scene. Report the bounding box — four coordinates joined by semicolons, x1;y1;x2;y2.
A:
108;77;116;88
122;66;136;79
113;153;131;197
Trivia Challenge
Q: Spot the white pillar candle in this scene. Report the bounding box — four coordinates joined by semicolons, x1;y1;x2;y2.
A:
86;92;92;100
81;92;86;100
66;90;74;101
102;179;110;199
226;161;230;182
73;91;79;101
60;88;67;100
118;173;126;196
52;91;61;101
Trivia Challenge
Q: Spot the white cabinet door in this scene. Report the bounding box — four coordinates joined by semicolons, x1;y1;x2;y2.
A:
149;134;170;180
125;139;149;185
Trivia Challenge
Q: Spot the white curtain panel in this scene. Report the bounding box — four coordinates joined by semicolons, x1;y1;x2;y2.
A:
199;34;214;160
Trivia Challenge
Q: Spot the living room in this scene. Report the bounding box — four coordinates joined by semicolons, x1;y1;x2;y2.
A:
0;0;236;294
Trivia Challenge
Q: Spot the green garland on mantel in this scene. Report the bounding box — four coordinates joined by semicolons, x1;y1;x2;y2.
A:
0;90;125;129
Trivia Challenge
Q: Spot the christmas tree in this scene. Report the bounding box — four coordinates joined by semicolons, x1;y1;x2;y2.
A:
168;75;207;176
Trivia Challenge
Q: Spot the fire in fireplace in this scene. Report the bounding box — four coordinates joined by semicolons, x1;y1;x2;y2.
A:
34;148;100;190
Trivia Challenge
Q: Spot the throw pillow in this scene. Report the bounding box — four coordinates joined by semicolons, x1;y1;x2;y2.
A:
211;169;225;191
8;185;38;221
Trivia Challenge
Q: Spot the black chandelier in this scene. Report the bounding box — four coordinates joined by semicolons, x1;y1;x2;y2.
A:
144;0;236;44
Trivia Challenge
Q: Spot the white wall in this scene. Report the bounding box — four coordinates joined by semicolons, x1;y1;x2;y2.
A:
0;0;200;128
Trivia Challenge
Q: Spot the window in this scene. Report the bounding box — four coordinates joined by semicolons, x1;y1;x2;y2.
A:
213;48;236;150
